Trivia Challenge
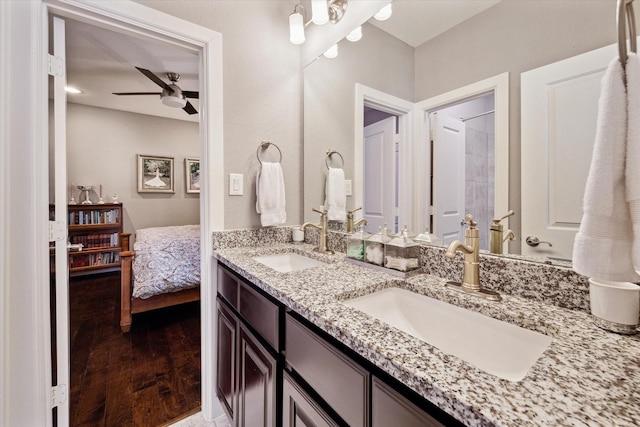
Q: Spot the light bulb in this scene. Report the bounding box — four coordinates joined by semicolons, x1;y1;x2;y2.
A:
312;0;329;25
346;26;362;42
374;3;392;21
289;11;305;44
323;44;338;59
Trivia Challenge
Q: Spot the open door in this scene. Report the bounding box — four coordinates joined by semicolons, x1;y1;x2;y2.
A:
363;116;397;233
431;113;466;245
49;15;70;426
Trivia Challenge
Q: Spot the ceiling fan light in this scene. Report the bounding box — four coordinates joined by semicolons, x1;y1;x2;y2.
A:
161;94;187;109
346;26;362;42
374;3;392;21
65;86;83;94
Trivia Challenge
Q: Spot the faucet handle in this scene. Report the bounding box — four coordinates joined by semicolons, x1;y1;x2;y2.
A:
464;214;477;229
348;207;362;216
492;210;515;224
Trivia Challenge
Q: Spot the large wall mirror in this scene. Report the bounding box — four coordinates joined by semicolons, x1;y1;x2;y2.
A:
303;0;622;262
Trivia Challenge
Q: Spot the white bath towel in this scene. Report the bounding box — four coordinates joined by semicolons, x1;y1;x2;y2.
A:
324;167;346;221
624;53;640;274
572;56;640;281
256;162;286;227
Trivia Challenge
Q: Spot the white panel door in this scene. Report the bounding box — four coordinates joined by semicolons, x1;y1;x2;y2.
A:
521;42;618;260
432;113;466;245
363;117;396;233
51;16;70;426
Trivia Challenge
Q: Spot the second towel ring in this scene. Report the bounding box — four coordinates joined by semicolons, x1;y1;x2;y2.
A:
325;149;344;169
257;140;282;165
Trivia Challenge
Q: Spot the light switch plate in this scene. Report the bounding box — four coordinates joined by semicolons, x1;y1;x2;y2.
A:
229;173;243;196
345;179;352;196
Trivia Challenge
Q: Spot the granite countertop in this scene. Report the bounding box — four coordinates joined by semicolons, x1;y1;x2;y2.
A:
213;243;640;427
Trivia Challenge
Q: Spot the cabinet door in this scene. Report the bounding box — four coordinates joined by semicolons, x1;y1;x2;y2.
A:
372;377;443;427
282;372;338;427
238;324;277;427
217;299;238;424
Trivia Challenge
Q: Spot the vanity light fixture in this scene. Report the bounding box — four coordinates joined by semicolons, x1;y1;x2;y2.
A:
323;44;339;58
65;86;82;94
374;3;393;21
346;26;362;42
289;4;306;45
289;0;349;45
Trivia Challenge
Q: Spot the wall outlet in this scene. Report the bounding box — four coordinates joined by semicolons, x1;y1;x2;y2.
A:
345;179;352;196
229;173;243;196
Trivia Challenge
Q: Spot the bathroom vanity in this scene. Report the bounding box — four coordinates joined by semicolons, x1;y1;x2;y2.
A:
212;230;640;427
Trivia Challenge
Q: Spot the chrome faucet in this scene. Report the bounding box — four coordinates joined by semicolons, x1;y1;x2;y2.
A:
445;214;501;301
489;210;516;255
346;207;368;233
301;207;334;254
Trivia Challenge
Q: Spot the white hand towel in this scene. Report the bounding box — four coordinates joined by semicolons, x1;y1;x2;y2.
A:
324;167;346;221
573;56;640;281
624;53;640;273
256;162;286;227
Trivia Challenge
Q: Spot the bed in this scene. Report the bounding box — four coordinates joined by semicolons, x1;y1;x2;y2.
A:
119;224;201;333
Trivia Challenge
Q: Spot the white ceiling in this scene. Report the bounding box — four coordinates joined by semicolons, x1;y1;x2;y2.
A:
64;1;500;122
64;18;200;123
369;0;502;48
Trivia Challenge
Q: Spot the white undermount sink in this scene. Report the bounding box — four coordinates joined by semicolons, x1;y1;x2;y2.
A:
343;287;552;382
253;252;326;273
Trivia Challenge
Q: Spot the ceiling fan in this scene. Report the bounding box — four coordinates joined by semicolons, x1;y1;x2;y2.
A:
113;66;199;115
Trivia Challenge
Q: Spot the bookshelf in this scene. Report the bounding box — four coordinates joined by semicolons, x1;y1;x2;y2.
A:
50;203;128;276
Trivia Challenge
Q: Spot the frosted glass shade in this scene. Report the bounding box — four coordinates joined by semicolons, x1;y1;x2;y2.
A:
323;44;338;58
346;26;362;42
374;3;392;21
312;0;329;25
289;11;305;44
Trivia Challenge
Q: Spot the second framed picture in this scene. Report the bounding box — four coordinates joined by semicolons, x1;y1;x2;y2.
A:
137;154;175;193
185;158;200;194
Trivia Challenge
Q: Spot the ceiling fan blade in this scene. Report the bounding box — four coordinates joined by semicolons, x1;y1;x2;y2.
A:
182;91;199;99
135;67;172;91
183;101;198;115
112;92;162;96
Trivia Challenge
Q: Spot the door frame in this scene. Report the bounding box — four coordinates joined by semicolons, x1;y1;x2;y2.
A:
414;72;510;237
1;1;224;425
355;84;414;231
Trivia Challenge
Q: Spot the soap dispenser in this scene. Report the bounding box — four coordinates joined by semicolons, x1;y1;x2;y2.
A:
489;210;516;254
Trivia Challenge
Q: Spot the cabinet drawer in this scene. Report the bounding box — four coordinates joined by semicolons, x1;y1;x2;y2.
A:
218;265;238;309
283;371;339;427
285;314;369;427
372;377;444;427
239;281;281;352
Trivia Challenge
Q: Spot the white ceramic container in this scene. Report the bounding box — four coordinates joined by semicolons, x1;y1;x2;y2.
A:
589;278;640;334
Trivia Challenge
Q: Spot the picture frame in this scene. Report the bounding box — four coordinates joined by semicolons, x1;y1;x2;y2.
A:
137;154;175;193
185;158;200;194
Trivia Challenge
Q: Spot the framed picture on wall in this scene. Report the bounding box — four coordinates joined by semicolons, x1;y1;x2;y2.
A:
137;154;175;193
185;158;200;194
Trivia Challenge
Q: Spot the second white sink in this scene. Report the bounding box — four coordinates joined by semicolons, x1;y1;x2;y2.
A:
343;287;552;381
253;252;326;273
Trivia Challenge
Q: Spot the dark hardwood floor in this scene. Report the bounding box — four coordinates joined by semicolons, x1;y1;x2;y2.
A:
69;272;201;426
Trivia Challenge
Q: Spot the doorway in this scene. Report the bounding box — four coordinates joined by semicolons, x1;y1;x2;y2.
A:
429;93;495;250
45;2;224;425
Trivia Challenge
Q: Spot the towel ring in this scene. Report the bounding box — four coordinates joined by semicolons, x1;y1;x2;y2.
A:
325;149;344;169
257;140;282;165
618;0;637;68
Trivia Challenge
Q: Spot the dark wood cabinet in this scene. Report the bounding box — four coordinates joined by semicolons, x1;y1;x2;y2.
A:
216;299;238;423
372;377;443;427
282;371;338;427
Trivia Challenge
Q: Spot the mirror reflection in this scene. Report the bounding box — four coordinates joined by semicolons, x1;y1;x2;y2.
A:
303;0;621;263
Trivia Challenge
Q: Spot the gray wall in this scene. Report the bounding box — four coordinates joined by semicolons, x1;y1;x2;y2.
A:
304;22;414;221
135;0;302;229
65;103;200;237
415;0;620;252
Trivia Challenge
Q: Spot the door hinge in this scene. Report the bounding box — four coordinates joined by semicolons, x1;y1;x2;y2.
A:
47;54;64;77
51;384;67;408
429;205;435;215
49;220;65;242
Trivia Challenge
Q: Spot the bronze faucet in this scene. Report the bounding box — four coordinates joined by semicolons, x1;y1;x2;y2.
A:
346;207;368;233
489;210;515;254
445;214;501;301
301;207;334;254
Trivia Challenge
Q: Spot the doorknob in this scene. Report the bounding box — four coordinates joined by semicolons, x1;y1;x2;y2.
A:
525;236;553;247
